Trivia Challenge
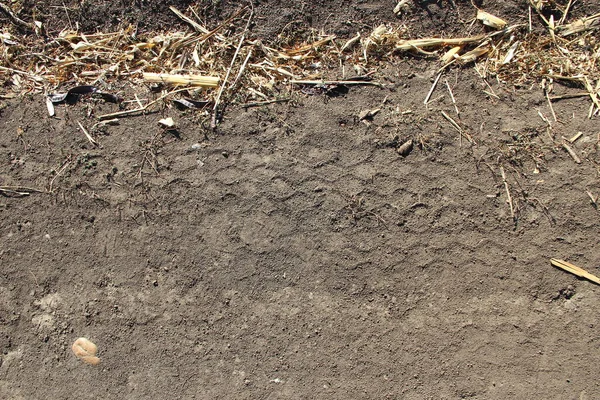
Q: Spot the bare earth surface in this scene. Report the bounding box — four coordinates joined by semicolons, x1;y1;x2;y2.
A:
2;1;600;399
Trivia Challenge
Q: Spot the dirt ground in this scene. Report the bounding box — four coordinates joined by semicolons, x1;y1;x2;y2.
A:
2;1;600;399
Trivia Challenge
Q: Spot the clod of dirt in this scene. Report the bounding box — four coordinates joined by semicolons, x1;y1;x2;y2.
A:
397;139;413;157
72;337;101;365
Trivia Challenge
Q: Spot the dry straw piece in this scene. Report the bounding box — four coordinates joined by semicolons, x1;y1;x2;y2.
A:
476;10;508;29
0;3;599;117
72;337;101;365
142;73;219;88
551;259;600;285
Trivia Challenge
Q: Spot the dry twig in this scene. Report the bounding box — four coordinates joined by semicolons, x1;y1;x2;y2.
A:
211;8;253;130
561;139;581;164
551;258;600;285
500;165;516;222
0;2;32;29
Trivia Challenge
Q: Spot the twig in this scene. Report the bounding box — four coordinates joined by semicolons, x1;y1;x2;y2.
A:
290;79;382;87
341;32;361;52
441;111;473;144
28;268;40;287
211;9;253;130
0;65;43;80
528;0;551;27
230;47;253;91
558;0;575;27
97;87;190;120
537;110;551;127
77;121;97;146
568;131;583;143
170;6;207;33
0;186;45;197
562;139;581;164
142;73;219;88
444;79;459;115
424;72;442;105
586;190;597;208
48;158;72;192
242;98;290;108
61;0;73;30
551;258;600;285
500;165;516;222
0;2;33;29
549;93;589;101
583;76;600;118
170;6;241;44
545;90;557;122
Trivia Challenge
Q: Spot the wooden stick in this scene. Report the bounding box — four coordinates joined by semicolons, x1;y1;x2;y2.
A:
424;72;442;105
551;258;600;285
77;121;97;146
142;73;219;88
0;2;32;29
444;78;459;115
341;32;361;52
586;190;597;208
583;76;600;118
528;0;551;27
569;131;583;143
562;139;581;164
97;87;190;120
546;90;557;122
0;186;44;196
558;0;575;27
169;6;207;33
441;111;473;144
500;165;515;221
241;98;290;108
48;158;72;193
230;47;253;91
549;93;589;101
395;34;488;51
194;9;243;44
0;65;43;80
290;79;383;87
170;6;241;43
537;110;551;126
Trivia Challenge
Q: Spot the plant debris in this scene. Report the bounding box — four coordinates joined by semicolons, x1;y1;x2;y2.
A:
0;4;597;118
172;98;209;110
48;86;120;104
551;258;600;285
158;117;176;129
476;10;508;30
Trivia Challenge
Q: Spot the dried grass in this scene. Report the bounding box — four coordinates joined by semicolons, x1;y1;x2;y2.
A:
0;4;598;116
